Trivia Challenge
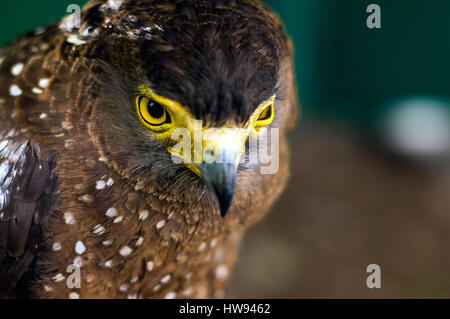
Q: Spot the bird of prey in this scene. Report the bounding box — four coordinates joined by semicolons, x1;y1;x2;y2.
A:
0;0;297;298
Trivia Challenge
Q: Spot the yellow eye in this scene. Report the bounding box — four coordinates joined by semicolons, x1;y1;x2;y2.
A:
136;96;171;129
255;102;274;127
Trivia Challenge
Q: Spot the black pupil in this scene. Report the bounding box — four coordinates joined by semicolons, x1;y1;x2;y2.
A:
259;105;272;120
147;100;164;118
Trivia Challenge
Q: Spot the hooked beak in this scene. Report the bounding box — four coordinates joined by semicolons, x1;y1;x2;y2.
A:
171;125;247;218
198;161;238;217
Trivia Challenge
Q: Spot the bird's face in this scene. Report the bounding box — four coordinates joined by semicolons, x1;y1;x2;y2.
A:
133;83;276;216
80;0;291;218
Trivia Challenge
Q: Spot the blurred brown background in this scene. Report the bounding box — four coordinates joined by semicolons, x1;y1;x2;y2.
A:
229;123;450;298
226;0;450;298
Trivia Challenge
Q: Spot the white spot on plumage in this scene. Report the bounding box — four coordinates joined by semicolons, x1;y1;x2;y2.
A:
107;0;123;11
9;85;22;96
53;273;65;282
139;210;149;221
130;277;139;284
104;260;112;268
215;265;228;280
106;207;117;217
64;212;75;225
106;178;114;186
96;180;106;190
93;224;105;235
32;87;43;94
52;242;62;251
165;292;176;299
67;34;87;45
146;261;154;272
39;113;47;119
113;216;124;223
156;220;166;229
152;284;161;292
39;78;49;88
119;245;132;256
75;240;86;254
119;284;128;292
11;63;24;76
127;293;137;299
102;239;113;246
135;237;144;246
160;274;171;284
43;285;53;292
69;292;80;299
80;194;94;203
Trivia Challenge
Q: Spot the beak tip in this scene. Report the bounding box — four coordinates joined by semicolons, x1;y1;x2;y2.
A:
213;182;234;218
219;200;232;218
198;163;237;219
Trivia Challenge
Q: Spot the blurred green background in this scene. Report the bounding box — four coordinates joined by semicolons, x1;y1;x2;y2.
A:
2;0;450;127
1;0;450;298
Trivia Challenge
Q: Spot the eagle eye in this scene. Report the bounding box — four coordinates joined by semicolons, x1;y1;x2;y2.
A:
137;96;171;128
254;100;275;129
257;102;273;121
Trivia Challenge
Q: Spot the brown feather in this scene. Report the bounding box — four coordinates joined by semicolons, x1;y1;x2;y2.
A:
0;0;296;298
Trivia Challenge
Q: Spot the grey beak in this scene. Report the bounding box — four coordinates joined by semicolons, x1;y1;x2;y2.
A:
198;162;238;217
